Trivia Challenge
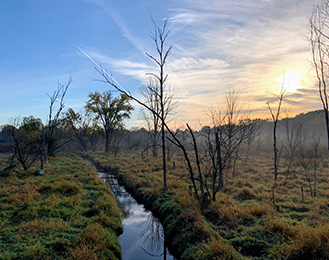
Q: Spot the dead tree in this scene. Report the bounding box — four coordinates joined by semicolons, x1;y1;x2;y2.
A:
267;83;285;209
97;67;204;199
309;131;323;197
97;19;173;189
140;77;176;158
297;132;323;198
8;116;42;171
267;85;286;182
145;18;173;189
140;78;161;157
243;119;260;164
43;77;71;164
309;1;329;150
282;117;304;184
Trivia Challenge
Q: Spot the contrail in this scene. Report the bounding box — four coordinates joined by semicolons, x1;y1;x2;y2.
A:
89;0;145;54
76;45;130;94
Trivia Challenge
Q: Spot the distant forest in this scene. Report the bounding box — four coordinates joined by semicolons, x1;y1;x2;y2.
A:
0;109;327;162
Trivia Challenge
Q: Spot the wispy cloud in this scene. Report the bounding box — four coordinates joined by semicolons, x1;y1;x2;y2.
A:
84;49;152;81
163;0;318;123
170;57;229;71
80;0;320;126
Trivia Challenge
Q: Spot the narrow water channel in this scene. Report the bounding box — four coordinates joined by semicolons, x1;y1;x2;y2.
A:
99;171;176;260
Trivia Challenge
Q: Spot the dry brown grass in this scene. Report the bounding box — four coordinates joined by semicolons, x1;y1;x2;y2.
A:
69;223;120;260
19;218;68;233
87;151;329;259
7;181;40;205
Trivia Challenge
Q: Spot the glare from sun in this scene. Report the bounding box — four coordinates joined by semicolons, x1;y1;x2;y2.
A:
276;72;302;93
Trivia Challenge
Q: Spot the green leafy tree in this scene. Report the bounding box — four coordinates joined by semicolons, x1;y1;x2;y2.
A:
85;91;133;153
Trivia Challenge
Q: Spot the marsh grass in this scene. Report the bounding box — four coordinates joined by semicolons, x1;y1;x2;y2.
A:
0;154;122;260
87;151;329;259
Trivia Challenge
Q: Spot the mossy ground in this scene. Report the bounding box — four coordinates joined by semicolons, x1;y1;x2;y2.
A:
87;151;329;260
0;154;122;260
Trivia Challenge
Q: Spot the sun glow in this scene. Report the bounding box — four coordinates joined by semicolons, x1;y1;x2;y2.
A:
276;72;303;93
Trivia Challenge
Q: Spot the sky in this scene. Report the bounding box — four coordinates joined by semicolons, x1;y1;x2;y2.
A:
0;0;323;129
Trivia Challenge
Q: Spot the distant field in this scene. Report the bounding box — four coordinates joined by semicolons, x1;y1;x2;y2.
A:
89;151;329;260
0;154;122;260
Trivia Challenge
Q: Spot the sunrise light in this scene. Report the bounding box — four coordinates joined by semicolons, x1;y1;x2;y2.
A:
276;72;303;93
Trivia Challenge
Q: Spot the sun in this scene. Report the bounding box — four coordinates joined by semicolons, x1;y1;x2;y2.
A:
276;72;302;93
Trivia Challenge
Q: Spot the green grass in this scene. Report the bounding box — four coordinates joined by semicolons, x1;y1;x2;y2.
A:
0;154;122;260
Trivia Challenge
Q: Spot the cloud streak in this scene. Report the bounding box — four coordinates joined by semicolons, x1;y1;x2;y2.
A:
79;0;320;126
163;0;318;123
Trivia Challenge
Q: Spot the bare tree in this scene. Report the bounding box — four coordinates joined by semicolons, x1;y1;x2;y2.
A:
267;83;285;209
97;63;208;201
309;131;324;197
223;89;251;177
267;85;286;182
7;116;42;171
243;119;260;164
140;77;176;158
97;19;173;189
206;108;237;199
140;78;161;157
297;131;323;198
145;18;173;189
42;77;71;165
282;117;304;184
309;0;329;150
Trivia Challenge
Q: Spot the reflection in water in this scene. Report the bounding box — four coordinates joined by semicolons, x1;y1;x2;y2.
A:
99;172;176;260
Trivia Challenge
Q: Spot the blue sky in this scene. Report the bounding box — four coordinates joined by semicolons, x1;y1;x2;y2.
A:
0;0;322;129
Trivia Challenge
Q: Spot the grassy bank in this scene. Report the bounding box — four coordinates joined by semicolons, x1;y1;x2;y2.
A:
87;151;329;260
0;154;122;260
87;152;243;260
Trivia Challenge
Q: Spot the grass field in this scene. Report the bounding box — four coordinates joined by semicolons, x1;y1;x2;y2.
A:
88;151;329;260
0;154;122;260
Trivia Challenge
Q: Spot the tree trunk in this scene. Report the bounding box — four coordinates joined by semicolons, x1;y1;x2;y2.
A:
105;130;110;153
215;131;224;200
187;124;204;201
161;120;167;189
152;122;158;157
325;109;329;150
273;122;278;181
40;148;44;172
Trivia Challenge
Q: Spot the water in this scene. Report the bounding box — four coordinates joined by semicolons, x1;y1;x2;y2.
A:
99;172;176;260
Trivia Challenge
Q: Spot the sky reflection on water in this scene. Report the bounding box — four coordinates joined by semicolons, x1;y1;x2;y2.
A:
99;172;176;260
